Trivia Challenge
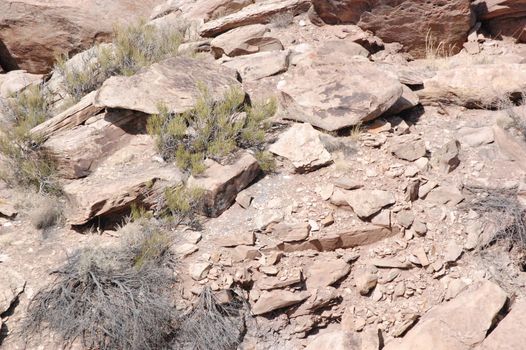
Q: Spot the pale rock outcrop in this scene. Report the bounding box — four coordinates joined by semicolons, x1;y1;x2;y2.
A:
306;258;351;289
0;70;43;98
384;280;507;350
0;269;25;315
269;123;332;173
222;50;290;81
0;0;163;73
199;0;311;37
479;300;526;350
211;24;283;58
417;64;526;108
94;57;242;115
151;0;255;22
345;190;396;219
305;331;362;350
311;0;474;58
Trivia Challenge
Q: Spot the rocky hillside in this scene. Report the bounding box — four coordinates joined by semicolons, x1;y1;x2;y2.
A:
1;0;526;349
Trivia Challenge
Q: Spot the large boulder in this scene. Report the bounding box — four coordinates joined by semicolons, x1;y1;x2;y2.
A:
311;0;474;58
0;0;163;74
64;136;183;226
151;0;255;22
384;280;507;350
199;0;311;37
210;24;283;58
279;48;403;131
473;0;526;43
479;300;526;350
417;64;526;108
94;57;242;115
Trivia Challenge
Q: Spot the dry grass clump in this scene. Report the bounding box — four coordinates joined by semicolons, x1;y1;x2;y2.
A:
54;19;186;102
29;196;63;230
147;86;277;175
0;84;61;194
496;91;526;139
270;12;294;28
23;224;177;350
174;287;247;350
425;30;456;60
464;186;526;250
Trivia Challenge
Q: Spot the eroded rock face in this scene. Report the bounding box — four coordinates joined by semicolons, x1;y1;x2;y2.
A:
211;24;283;58
417;64;526;108
94;57;242;115
151;0;255;22
0;0;163;73
479;300;526;350
199;0;311;37
384;280;507;350
311;0;474;58
473;0;526;43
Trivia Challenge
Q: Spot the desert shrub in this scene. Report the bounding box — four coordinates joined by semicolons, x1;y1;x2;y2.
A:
174;287;247;350
23;225;176;350
54;19;186;102
255;150;276;173
0;84;61;194
160;185;205;226
147;87;277;175
464;186;526;250
497;91;526;139
29;196;63;230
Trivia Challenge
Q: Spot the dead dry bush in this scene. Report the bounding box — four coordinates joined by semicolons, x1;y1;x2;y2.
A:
29;196;63;230
497;90;526;139
464;186;526;251
174;287;248;350
23;224;177;350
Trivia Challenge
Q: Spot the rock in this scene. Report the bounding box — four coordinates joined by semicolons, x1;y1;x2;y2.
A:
479;300;526;350
251;290;310;315
189;262;212;281
273;222;310;242
355;268;378;295
334;177;363;190
31;91;103;140
395;210;414;229
493;126;526;171
306;258;351;289
305;331;362;350
458;127;494;147
232;245;261;261
0;70;43;98
211;24;282;58
311;0;473;58
346;190;396;218
152;0;255;22
445;278;468;300
254;209;284;231
217;231;255;247
94;57;241;115
392;140;427;162
0;269;25;314
384;281;507;350
64;138;183;226
370;258;412;269
426;187;464;206
417;65;526;108
279;61;403;131
444;241;463;262
188;153;261;217
269;123;332;173
222;50;290;81
385;85;420;116
371;209;391;228
0;0;162;73
235;191;253;208
184;231;202;244
175;243;199;257
0;200;17;219
413;247;430;267
473;0;526;43
199;0;311;37
431;140;461;174
412;219;427;236
418;181;439;199
256;269;302;290
293;286;340;317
